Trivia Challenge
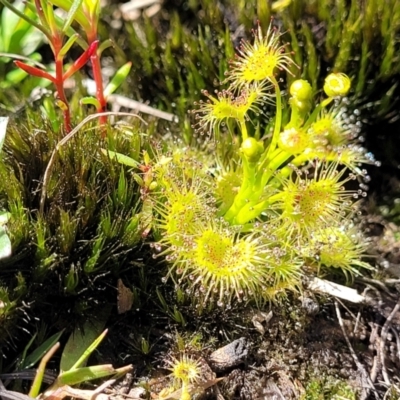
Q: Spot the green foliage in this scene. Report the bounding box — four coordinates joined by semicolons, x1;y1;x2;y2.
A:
1;325;131;399
21;330;64;369
0;213;11;259
120;9;233;138
0;0;43;56
148;23;375;308
60;319;107;372
0;110;147;345
383;386;400;400
0;0;132;132
0;0;395;397
302;375;357;399
0;117;11;260
0;0;45;89
54;327;132;392
0;1;397;392
117;0;400;141
0;0;397;344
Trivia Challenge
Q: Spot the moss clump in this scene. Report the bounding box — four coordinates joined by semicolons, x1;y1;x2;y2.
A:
302;375;357;400
0;110;149;345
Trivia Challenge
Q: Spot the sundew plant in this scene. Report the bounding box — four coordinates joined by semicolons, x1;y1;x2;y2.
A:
151;23;380;308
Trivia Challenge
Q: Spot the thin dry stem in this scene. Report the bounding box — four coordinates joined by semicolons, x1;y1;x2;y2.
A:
390;327;400;365
108;94;178;122
334;300;379;400
369;322;380;384
380;299;400;386
360;277;398;299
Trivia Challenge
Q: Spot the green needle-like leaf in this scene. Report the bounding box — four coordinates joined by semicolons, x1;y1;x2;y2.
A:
58;364;116;386
50;0;89;32
60;319;108;372
69;329;107;370
103;62;132;98
62;0;83;33
59;33;79;58
80;96;101;109
101;149;139;168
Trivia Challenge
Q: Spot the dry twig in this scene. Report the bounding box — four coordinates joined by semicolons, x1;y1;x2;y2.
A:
360;277;398;299
390;326;400;364
334;300;379;400
108;94;177;122
379;299;400;386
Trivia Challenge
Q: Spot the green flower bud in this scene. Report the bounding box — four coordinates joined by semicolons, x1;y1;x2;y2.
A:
149;181;158;191
241;137;264;162
323;73;351;97
289;79;313;101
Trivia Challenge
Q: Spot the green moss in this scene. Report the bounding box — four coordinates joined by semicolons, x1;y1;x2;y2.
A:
303;375;357;400
0;108;150;344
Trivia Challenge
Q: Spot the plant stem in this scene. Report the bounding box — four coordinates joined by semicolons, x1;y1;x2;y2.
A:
54;49;71;132
224;151;290;224
271;153;309;183
265;76;282;158
50;30;72;133
304;97;334;129
258;149;292;189
222;151;258;222
239;118;248;140
223;80;284;224
90;51;107;132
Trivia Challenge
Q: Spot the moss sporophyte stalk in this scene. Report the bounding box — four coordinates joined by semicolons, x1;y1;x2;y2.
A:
151;23;379;307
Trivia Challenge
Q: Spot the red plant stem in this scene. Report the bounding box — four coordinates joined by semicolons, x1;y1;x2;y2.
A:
84;16;108;135
53;36;72;133
91;52;107;126
55;61;71;132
